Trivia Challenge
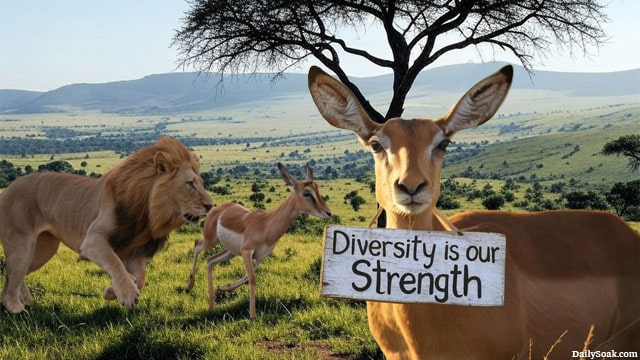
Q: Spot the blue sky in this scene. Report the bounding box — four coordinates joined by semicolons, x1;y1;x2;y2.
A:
1;0;638;91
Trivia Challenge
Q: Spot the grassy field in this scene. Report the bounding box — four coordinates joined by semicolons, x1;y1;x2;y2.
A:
1;89;639;358
0;179;382;360
1;173;639;359
1;175;638;359
2;98;638;190
0;232;379;360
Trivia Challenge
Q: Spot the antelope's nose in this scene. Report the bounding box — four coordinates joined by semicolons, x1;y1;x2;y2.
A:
396;180;427;196
204;203;213;212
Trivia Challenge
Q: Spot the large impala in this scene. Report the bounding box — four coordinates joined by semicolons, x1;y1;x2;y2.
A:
308;65;639;359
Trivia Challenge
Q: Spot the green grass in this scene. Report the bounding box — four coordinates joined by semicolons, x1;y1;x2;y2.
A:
0;178;382;360
443;124;639;189
1;91;639;358
3;101;638;191
1;175;638;359
0;230;380;360
441;103;640;189
2;183;637;359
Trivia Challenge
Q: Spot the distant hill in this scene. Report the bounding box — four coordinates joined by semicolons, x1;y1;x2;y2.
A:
0;73;309;115
412;62;640;96
1;62;638;115
0;90;44;111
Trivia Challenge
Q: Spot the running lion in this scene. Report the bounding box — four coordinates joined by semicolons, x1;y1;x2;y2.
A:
0;137;213;313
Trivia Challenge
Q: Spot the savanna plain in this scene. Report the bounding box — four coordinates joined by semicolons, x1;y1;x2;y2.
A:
0;83;639;359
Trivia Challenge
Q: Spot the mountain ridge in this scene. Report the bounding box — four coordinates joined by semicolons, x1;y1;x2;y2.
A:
1;62;638;115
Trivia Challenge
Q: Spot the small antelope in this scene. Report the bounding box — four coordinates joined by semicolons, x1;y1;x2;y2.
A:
186;162;331;320
308;65;640;359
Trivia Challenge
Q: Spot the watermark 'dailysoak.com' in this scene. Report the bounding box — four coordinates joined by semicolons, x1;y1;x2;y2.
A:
572;350;639;359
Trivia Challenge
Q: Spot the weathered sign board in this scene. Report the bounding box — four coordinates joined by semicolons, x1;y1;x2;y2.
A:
320;226;506;306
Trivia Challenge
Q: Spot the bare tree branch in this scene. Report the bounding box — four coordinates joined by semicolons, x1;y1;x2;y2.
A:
173;0;609;122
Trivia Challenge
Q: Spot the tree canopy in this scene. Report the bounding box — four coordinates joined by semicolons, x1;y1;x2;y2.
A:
606;180;640;221
173;0;608;123
602;134;640;173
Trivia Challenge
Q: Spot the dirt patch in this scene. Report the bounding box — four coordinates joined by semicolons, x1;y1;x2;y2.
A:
258;338;354;359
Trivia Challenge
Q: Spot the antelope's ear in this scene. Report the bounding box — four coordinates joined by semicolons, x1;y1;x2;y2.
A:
277;162;298;187
438;65;513;136
304;163;313;182
308;66;378;141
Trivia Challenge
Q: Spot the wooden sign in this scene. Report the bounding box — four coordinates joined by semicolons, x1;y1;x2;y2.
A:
320;226;506;306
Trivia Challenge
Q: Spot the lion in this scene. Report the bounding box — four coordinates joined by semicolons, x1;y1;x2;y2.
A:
0;137;213;313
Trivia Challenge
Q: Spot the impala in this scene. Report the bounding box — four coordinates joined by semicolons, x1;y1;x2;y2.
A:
186;162;331;320
308;65;639;359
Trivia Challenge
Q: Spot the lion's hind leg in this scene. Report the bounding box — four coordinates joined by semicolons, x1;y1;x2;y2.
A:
1;269;29;313
1;230;37;313
24;232;61;305
1;231;61;313
30;232;61;273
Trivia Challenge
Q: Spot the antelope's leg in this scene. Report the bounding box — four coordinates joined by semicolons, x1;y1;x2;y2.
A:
205;249;235;311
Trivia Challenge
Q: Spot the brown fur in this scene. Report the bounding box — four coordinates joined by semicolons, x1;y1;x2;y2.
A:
186;163;331;320
0;137;213;313
366;210;640;359
308;65;640;359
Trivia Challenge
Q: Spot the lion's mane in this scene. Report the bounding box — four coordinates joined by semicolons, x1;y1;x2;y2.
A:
105;137;203;258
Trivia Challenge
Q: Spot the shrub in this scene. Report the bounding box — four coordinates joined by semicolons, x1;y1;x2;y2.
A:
436;193;461;210
564;191;607;211
482;194;505;210
210;185;231;195
344;190;365;212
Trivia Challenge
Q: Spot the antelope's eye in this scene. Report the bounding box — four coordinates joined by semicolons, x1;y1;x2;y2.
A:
303;191;315;202
187;181;196;189
436;139;451;151
370;140;383;153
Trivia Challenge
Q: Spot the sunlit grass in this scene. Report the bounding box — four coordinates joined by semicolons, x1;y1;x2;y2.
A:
1;97;638;358
0;229;380;360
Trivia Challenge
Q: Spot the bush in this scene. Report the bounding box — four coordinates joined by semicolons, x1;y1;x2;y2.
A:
0;160;23;188
606;180;640;221
501;191;515;202
343;190;365;212
436;193;461;210
482;194;505;210
288;214;341;236
564;191;607;210
210;185;231;195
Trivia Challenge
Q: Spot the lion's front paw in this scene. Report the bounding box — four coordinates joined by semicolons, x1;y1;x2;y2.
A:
20;283;33;306
112;276;139;308
103;286;117;301
2;287;27;313
2;298;25;313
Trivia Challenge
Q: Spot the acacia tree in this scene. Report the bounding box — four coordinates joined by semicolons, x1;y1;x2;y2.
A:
606;181;640;221
602;135;640;220
173;0;608;123
602;135;640;173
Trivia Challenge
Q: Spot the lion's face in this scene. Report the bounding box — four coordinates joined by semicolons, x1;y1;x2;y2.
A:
148;156;213;235
169;161;212;226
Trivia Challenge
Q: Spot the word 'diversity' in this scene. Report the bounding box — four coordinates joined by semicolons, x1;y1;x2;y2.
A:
320;226;506;306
